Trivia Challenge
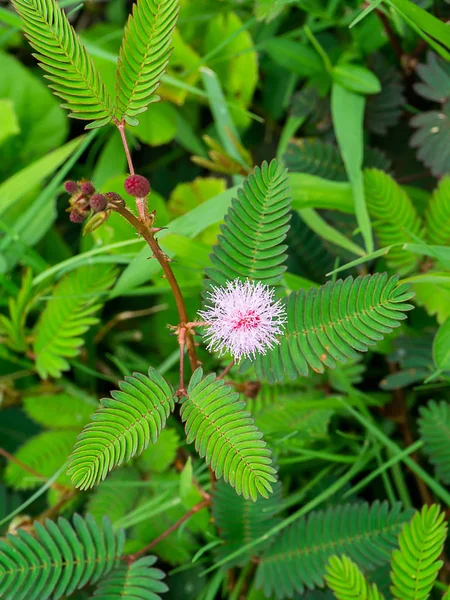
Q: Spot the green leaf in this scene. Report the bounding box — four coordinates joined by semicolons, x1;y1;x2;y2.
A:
67;368;175;490
387;0;450;51
5;430;77;490
0;514;124;600
390;504;447;600
12;0;114;127
332;64;381;95
331;83;373;253
200;66;245;167
0;51;68;176
204;11;258;129
285;139;391;183
410;101;450;177
414;51;450;103
433;318;450;372
366;56;405;135
418;400;450;485
212;479;282;566
425;176;450;246
0;136;85;217
326;555;385;600
410;276;450;324
364;169;424;274
180;368;277;501
290;173;354;212
115;0;179;124
133;101;178;145
32;265;117;379
204;160;291;294
92;555;168;599
255;501;413;598
264;38;323;77
23;391;98;430
243;273;414;383
0;99;20;146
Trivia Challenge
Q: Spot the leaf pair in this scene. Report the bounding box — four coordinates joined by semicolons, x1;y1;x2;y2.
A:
67;367;277;502
12;0;179;128
326;505;448;600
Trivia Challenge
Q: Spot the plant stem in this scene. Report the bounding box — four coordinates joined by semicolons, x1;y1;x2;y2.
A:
375;9;403;62
217;360;235;380
110;203;198;372
0;446;67;492
124;498;210;562
116;121;135;175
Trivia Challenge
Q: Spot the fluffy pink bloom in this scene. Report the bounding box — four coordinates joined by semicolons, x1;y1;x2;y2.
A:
198;279;286;361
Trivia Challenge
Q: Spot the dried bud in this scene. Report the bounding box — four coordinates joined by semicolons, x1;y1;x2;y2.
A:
124;174;150;198
80;181;95;196
105;191;125;206
90;193;107;212
64;180;79;194
70;210;88;224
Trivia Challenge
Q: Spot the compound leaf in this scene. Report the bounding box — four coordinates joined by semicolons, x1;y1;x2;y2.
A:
67;368;175;490
0;514;124;600
12;0;114;128
180;368;277;501
418;400;450;485
115;0;179;125
390;504;447;600
242;273;414;383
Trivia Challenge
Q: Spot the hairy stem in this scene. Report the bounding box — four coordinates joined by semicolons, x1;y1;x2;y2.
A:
110;203;198;372
124;498;210;562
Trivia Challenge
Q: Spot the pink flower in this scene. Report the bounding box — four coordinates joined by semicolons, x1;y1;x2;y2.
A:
198;279;286;361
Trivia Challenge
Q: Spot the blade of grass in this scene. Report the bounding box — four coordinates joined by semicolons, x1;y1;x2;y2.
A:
331;83;373;253
299;208;366;257
201;443;372;575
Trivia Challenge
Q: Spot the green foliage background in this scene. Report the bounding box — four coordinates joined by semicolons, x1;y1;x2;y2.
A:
1;0;450;598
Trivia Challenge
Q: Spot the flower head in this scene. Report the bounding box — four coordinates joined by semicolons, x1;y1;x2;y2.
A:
198;279;286;362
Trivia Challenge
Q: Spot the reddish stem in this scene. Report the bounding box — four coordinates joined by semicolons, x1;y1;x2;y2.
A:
124;499;210;562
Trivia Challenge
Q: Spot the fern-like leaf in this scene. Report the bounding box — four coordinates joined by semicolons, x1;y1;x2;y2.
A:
67;368;175;490
242;273;414;383
204;160;291;295
285;139;391;182
364;169;424;274
180;368;276;501
33;265;117;379
93;555;167;599
5;430;77;490
425;176;450;246
255;501;413;599
0;514;124;600
23;391;97;429
418;400;450;484
390;504;447;600
12;0;114;128
212;479;282;566
326;555;385;600
115;0;179;125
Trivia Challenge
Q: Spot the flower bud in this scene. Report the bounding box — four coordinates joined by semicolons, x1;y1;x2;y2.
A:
70;210;88;224
80;181;95;196
64;180;79;194
124;174;150;198
90;193;107;212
